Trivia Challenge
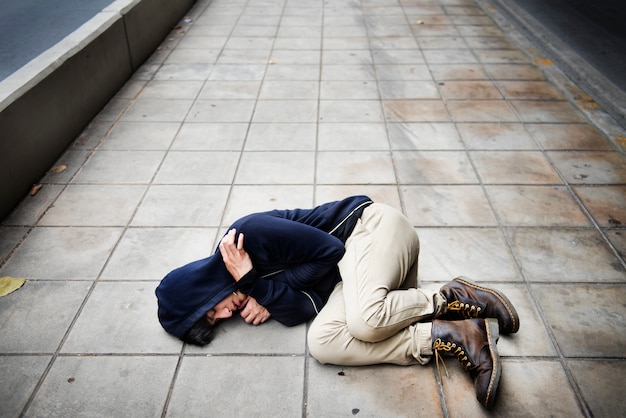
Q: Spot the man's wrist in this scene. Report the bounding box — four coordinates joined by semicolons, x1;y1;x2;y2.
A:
236;268;257;294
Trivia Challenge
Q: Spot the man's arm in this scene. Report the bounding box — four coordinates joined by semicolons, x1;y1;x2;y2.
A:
219;215;345;325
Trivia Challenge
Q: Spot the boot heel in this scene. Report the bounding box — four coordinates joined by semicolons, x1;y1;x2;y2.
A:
487;317;500;343
483;318;501;409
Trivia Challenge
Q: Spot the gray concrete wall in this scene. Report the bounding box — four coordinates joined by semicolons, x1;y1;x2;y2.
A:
0;0;196;221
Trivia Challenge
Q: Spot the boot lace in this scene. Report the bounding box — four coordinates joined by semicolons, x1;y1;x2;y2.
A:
433;338;473;381
446;300;482;319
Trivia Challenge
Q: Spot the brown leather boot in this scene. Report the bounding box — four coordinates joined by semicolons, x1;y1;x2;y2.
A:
432;318;501;409
440;277;520;334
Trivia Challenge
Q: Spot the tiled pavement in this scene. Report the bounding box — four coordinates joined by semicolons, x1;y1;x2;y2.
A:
1;0;626;416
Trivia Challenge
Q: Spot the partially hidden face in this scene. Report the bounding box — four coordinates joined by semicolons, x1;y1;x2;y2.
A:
206;290;248;325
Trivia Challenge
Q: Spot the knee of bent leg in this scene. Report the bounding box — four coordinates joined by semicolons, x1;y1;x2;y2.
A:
346;315;386;343
307;323;333;364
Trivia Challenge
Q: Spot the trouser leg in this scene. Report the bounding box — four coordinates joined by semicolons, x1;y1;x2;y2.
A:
308;282;434;366
308;203;444;366
339;203;445;343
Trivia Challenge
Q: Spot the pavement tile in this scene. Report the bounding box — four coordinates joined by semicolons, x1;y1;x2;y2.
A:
38;185;146;227
186;315;306;355
438;80;502;100
321;64;375;81
388;122;464;150
315;185;401;209
26;356;176;417
402;185;498;226
320;100;385;122
374;63;431;80
247;122;317;150
2;185;64;226
394;150;479;184
318;123;388;150
444;359;582;416
0;227;123;280
457;123;539;149
533;284;626;357
548;151;626;184
154;151;239;184
236;151;315;184
216;48;271;64
253;99;318;122
497;80;565;100
369;36;419;49
525;123;615;150
261;80;319;99
486;184;593;226
0;281;91;352
447;100;519;122
101;121;180;150
171;123;248;151
474;49;531;64
269;49;316;65
316;151;396;184
383;100;450;122
416;228;520;281
483;63;546;80
72;150;165;184
573;186;626;227
320;80;379;99
429;63;489;80
166;356;304;416
423;48;478;64
471;151;562;184
323;49;373;64
164;48;220;64
506;228;626;282
187;99;256;122
379;80;440;99
511;100;588;123
199;80;262;99
371;50;423;66
0;226;28;260
0;356;51;417
37;150;91;183
307;361;442;417
61;281;181;353
152;64;214;82
568;360;626;417
101;227;219;281
605;230;626;259
464;36;516;49
222;185;314;225
489;283;557;357
208;63;266;81
131;185;229;227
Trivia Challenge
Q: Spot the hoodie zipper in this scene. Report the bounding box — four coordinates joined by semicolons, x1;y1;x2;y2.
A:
328;200;373;236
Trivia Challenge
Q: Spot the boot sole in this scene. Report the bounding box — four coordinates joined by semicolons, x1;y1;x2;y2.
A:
455;277;520;333
484;318;501;409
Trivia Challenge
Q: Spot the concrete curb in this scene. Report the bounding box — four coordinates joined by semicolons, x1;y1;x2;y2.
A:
0;0;196;221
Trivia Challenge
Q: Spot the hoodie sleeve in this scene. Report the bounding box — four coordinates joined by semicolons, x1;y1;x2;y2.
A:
229;214;345;324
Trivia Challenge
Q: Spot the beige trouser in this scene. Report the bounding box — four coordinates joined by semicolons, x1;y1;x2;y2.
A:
308;203;445;366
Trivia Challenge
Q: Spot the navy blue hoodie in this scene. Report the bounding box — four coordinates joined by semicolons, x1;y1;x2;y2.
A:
156;195;373;339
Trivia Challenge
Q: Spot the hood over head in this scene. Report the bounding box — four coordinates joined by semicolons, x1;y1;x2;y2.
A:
156;253;235;339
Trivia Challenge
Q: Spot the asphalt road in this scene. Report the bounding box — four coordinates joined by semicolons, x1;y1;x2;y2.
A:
0;0;114;80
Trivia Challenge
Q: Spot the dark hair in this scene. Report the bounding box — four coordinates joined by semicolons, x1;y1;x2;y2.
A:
182;316;216;346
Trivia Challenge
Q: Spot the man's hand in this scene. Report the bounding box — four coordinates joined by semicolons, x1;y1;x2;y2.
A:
240;296;271;325
219;228;253;281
